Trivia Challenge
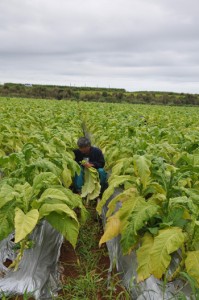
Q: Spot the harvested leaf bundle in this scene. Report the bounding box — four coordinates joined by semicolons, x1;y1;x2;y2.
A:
81;167;101;202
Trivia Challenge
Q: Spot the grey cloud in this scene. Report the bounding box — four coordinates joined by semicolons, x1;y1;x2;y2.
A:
0;0;199;92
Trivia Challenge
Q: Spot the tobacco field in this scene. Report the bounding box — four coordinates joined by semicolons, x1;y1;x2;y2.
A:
0;97;199;299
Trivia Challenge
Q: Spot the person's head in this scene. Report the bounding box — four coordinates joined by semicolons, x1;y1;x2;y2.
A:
77;137;91;154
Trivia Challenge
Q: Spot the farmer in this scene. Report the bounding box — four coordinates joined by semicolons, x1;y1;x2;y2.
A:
73;137;107;195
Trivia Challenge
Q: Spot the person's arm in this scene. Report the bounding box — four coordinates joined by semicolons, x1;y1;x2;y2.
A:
90;148;105;168
73;149;83;165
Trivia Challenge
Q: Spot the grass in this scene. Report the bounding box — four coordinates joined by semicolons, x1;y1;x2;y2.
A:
1;291;34;300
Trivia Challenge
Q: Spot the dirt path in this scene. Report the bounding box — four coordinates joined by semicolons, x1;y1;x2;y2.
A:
57;206;128;300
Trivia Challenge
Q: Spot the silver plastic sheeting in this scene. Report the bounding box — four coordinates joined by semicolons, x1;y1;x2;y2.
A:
0;220;63;299
101;189;191;300
0;233;16;273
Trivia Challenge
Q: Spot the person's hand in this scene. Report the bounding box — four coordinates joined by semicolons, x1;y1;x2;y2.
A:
83;162;94;168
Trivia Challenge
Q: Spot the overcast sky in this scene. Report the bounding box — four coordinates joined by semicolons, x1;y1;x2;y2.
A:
0;0;199;93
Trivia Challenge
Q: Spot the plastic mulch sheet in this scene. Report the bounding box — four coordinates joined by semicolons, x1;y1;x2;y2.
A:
0;220;63;299
101;189;191;300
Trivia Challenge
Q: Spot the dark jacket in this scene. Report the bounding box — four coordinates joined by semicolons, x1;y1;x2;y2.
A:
73;146;105;169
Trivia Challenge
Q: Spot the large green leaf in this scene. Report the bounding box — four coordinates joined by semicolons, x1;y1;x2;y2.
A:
14;182;33;213
44;186;88;224
0;184;15;209
0;201;15;240
34;186;88;224
62;155;81;177
15;208;39;243
39;203;78;222
162;207;188;228
169;196;197;216
150;227;185;278
120;226;138;255
120;198;158;254
32;172;59;195
128;198;159;235
33;159;62;176
46;212;79;248
185;188;199;206
38;188;71;204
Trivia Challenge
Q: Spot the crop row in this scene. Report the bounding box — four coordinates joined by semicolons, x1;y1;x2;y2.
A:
0;98;199;289
80;102;199;285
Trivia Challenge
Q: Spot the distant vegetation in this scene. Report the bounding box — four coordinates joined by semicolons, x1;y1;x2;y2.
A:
0;82;199;105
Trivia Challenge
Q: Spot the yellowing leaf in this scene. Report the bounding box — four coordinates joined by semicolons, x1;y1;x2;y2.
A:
133;155;151;189
111;160;125;176
81;167;100;200
183;209;191;219
106;188;138;218
185;251;199;285
97;186;114;215
39;188;70;203
108;175;133;187
15;208;39;243
150;227;185;279
97;176;134;215
99;215;121;246
61;168;72;188
136;233;154;282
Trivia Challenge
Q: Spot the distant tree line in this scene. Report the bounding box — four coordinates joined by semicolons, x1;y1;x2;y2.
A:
0;83;199;106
